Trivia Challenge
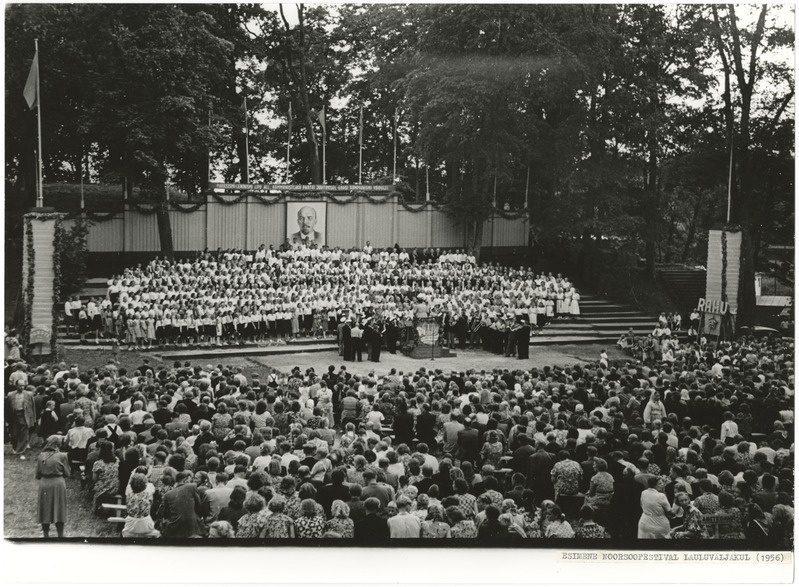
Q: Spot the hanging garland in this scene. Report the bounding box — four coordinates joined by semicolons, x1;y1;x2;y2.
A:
128;201;161;215
22;217;35;356
211;193;249;205
170;201;206;213
491;206;529;220
66;209;118;222
721;230;728;303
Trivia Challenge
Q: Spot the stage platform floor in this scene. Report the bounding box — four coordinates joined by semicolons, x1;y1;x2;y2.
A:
243;345;628;378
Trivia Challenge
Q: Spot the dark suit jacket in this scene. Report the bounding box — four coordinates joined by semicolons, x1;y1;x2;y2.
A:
415;412;437;445
354;513;389;541
161;483;207;538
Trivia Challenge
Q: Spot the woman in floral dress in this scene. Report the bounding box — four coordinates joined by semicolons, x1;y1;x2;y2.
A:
91;442;120;512
324;500;354;538
295;499;326;538
670;492;706;539
583;458;615;512
574;505;610;539
446;506;477;539
122;473;160;538
480;431;504;469
236;494;271;538
211;404;233;439
544;505;575;538
421;504;451;538
262;496;295;538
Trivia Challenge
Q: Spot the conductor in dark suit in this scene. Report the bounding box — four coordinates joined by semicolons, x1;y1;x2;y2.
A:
517;320;530;360
342;320;354;361
289;205;323;245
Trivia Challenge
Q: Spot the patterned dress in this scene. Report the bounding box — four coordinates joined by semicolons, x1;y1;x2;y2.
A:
456;493;478;520
295;515;326;538
262;512;294;538
574;521;610;539
421;520;451;538
92;459;120;503
450;520;478;538
551;460;581;498
325;517;355;538
236;510;271;538
584;471;614;509
545;519;575;538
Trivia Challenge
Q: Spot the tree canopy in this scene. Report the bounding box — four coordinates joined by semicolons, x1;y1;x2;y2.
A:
5;3;794;323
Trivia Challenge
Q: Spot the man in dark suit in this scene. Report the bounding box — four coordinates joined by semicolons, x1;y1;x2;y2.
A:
392;405;415;447
415;404;438;449
152;400;173;427
354;497;389;541
161;471;208;537
456;417;480;464
341;320;354;361
318;468;351;517
516;322;530;359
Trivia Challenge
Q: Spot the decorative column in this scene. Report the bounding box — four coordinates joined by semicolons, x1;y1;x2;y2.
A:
706;226;742;313
22;210;65;357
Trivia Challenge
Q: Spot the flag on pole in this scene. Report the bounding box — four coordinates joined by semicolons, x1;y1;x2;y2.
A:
23;48;39;109
314;106;325;134
394;108;399;131
359;106;364;145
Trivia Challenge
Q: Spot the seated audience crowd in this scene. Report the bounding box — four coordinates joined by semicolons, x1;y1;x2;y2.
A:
5;332;793;543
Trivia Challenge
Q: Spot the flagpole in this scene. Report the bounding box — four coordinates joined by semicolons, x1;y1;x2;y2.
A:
286;103;292;183
322;120;326;185
726;131;734;223
524;165;530;209
243;96;250;183
35;38;43;208
358;105;363;185
392;108;398;183
425;163;430;202
493;173;497;208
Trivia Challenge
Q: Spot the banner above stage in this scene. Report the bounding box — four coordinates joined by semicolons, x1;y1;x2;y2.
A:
210;182;393;193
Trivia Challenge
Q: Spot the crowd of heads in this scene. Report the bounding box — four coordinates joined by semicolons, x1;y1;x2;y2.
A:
6;323;793;542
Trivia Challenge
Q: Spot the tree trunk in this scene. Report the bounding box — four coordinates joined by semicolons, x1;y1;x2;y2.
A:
680;197;702;263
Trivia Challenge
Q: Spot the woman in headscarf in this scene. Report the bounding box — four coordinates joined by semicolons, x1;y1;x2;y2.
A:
36;435;70;537
421;503;451;538
324;500;354;538
643;391;667;425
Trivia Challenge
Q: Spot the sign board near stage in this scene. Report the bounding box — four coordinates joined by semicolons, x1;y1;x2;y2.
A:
697;297;735;339
210;182;393;193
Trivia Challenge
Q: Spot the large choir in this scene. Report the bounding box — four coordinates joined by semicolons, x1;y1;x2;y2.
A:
62;242;580;360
